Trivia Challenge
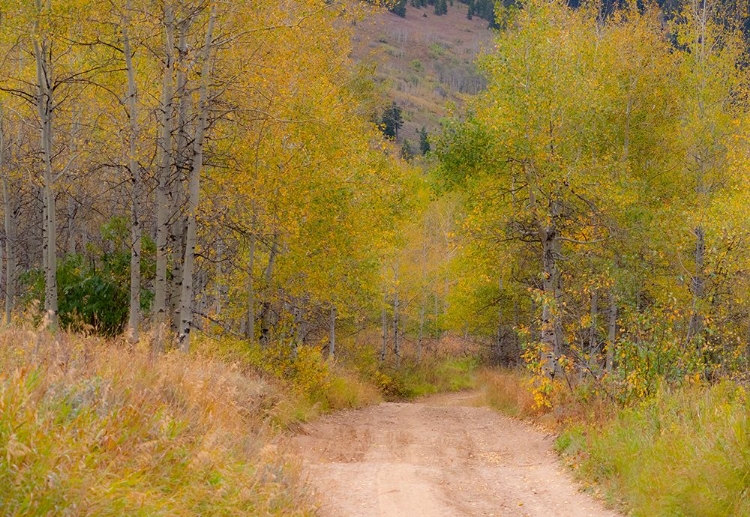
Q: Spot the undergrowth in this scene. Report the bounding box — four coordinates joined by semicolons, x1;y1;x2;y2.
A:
479;366;749;517
556;381;749;517
373;356;478;400
0;330;315;516
192;335;382;421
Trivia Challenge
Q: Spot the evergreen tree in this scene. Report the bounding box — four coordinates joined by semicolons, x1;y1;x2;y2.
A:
381;102;403;139
419;126;431;155
434;0;448;15
390;0;407;17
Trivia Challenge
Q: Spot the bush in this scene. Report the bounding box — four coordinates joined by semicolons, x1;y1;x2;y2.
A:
21;217;155;336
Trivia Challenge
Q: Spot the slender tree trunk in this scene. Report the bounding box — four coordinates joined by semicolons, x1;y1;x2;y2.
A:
606;288;617;373
123;0;142;344
418;234;427;363
66;112;80;256
2;167;15;326
539;203;562;377
246;233;256;339
393;265;401;368
153;6;175;352
169;11;195;333
329;304;336;359
260;232;279;345
177;6;216;353
588;289;598;368
688;225;705;345
380;292;388;363
433;291;439;340
0;103;10;325
33;19;57;330
418;299;425;363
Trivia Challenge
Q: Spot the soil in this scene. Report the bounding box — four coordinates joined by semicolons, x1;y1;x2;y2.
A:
293;391;622;517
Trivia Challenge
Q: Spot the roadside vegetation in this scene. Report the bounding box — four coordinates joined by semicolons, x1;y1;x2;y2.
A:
0;330;315;516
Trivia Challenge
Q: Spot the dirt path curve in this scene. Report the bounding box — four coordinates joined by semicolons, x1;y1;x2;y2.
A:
293;391;621;517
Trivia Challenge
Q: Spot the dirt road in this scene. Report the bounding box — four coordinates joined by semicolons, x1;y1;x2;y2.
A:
293;391;621;517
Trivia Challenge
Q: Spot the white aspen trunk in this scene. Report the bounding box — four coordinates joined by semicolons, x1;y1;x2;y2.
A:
380;292;388;363
66;112;79;256
606;288;617;373
177;6;216;353
539;204;562;377
433;291;439;340
260;233;279;345
153;5;176;352
169;12;193;332
123;0;142;344
418;300;425;364
588;289;598;368
33;10;58;330
41;188;48;274
393;265;401;368
329;304;336;359
169;217;185;331
417;233;427;363
2;149;15;326
1;87;16;327
246;233;256;339
214;237;223;315
688;225;705;345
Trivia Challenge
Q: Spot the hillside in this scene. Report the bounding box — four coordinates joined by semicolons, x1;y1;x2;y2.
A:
351;3;495;146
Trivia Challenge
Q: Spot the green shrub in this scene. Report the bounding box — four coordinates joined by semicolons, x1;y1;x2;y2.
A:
21;217;155;336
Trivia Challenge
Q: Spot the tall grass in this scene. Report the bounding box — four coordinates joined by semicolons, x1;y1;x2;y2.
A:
476;368;544;420
556;381;749;517
0;330;315;516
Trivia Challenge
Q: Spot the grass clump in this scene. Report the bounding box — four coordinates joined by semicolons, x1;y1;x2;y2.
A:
556;381;750;517
0;330;315;516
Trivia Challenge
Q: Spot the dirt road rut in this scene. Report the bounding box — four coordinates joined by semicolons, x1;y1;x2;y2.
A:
293;391;621;517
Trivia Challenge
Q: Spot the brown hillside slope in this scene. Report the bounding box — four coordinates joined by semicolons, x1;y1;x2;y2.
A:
352;3;495;145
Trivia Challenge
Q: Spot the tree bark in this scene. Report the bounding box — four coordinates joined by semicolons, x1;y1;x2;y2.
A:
539;199;563;377
246;232;256;340
588;289;598;368
380;292;388;363
260;232;279;345
123;0;142;344
0;103;12;326
393;265;401;368
329;304;336;359
606;287;617;373
177;5;216;353
153;5;176;352
688;225;705;345
33;6;58;330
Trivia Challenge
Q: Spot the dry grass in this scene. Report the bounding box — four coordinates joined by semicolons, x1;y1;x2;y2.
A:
476;368;546;421
351;4;494;142
0;329;315;516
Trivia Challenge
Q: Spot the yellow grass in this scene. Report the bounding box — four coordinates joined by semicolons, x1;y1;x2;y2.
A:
0;329;315;516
